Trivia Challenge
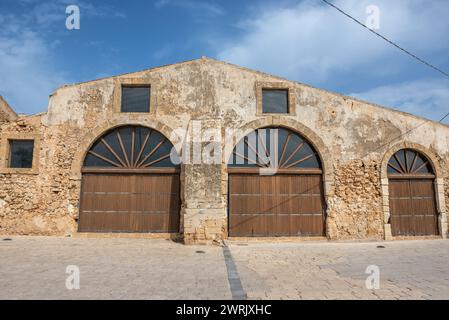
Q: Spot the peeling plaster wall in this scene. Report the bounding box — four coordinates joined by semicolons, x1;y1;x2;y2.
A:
1;58;448;242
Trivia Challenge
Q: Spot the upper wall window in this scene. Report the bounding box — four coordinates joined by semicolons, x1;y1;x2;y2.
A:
262;89;289;114
9;140;34;168
121;86;151;113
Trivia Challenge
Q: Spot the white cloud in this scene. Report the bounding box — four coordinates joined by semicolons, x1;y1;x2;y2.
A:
152;45;175;60
349;78;449;123
217;0;449;83
18;0;127;24
0;0;126;114
154;0;224;20
0;15;67;114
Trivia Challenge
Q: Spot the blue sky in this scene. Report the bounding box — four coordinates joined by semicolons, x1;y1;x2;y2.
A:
1;0;449;124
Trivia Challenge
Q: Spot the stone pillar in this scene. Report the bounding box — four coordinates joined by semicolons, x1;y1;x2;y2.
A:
182;164;226;244
181;119;227;245
381;178;393;240
435;178;448;239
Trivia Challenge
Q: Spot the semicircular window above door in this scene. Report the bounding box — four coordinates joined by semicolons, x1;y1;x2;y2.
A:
83;125;180;169
387;149;433;175
228;127;321;170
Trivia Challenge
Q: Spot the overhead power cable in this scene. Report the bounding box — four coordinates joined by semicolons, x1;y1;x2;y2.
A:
321;0;449;79
437;111;449;123
320;0;449;156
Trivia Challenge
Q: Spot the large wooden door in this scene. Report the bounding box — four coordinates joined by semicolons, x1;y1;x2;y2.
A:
227;126;325;237
78;126;181;233
387;149;439;236
229;174;325;237
79;174;180;233
389;178;438;236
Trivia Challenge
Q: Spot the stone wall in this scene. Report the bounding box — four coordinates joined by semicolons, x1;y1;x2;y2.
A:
0;117;79;235
327;160;383;240
0;57;448;242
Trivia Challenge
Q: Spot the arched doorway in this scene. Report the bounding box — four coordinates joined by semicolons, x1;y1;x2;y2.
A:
227;127;325;237
387;149;439;236
78;125;181;233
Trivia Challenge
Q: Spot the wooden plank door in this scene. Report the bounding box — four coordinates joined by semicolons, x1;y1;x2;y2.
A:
276;174;325;236
389;178;439;236
228;174;325;237
78;173;180;233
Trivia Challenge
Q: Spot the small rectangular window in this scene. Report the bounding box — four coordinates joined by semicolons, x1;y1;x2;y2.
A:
9;140;34;168
121;86;151;113
262;89;289;114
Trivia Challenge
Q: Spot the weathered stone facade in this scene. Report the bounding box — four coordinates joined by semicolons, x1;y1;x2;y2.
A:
0;57;448;243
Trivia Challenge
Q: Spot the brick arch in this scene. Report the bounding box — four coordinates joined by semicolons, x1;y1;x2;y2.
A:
380;141;447;239
70;118;182;179
223;117;334;195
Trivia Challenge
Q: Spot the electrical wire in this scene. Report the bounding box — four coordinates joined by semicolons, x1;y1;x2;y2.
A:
321;0;449;78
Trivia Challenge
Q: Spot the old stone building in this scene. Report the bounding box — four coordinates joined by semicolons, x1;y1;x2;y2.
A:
0;57;448;244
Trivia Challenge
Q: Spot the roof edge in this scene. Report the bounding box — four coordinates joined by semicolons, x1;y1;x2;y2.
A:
0;95;18;122
204;58;449;129
50;56;449;130
53;57;208;92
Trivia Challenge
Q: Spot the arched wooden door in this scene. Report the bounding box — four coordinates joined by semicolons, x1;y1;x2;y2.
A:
78;125;181;233
228;127;325;237
388;149;439;236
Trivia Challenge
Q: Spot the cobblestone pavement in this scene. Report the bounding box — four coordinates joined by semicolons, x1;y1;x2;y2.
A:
0;237;231;300
0;236;448;300
228;239;449;300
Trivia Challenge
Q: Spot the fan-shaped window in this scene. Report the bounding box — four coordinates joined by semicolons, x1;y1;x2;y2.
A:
228;127;321;170
83;126;180;169
387;149;433;175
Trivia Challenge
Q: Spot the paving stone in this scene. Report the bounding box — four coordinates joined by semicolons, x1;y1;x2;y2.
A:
0;236;231;300
0;237;448;299
227;239;449;300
